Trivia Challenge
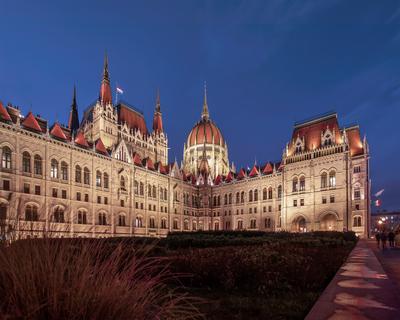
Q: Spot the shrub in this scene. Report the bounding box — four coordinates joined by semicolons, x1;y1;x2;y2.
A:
0;238;202;320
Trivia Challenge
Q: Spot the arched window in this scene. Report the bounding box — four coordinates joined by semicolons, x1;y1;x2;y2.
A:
250;219;257;229
164;189;167;201
50;159;58;178
214;221;219;231
118;214;126;226
173;219;179;230
213;196;217;207
277;185;282;199
228;193;232;204
98;212;107;225
321;172;327;188
353;216;362;227
299;176;305;192
263;188;267;200
161;218;167;229
249;190;253;202
22;151;31;173
149;217;156;228
134;180;139;195
240;191;244;203
53;207;65;223
148;184;152;197
34;155;42;175
236;192;240;204
61;162;68;181
140;182;144;195
152;185;157;198
268;187;273;199
184;220;189;230
254;189;258;201
96;170;102;187
77;210;87;224
217;195;221;206
25;204;38;221
103;173;109;189
329;171;336;187
265;218;272;229
224;194;227;205
159;187;163;199
237;220;243;230
292;177;298;192
1;147;12;169
75;165;82;183
192;221;197;231
83;167;90;185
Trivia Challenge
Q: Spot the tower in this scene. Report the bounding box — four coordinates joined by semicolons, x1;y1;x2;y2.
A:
68;86;79;135
151;89;168;165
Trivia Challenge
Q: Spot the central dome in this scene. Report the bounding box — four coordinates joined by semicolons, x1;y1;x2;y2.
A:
187;119;224;147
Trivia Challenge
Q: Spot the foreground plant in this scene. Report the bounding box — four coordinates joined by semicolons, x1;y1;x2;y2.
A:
0;238;202;320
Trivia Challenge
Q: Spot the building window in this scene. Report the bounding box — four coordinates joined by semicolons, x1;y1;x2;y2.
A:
263;188;267;200
329;171;336;188
3;180;10;191
2;147;12;169
268;187;273;199
322;197;327;204
22;151;31;173
248;190;253;202
35;185;40;195
229;193;232;204
354;166;361;173
300;199;304;206
330;195;335;203
250;219;257;229
52;188;58;198
149;217;155;228
135;216;143;228
321;172;327;189
140;182;144;195
293;199;297;207
84;193;89;202
161;218;167;229
61;162;68;181
53;207;65;223
353;216;362;227
76;192;81;201
97;196;101;204
152;185;157;198
34;155;42;175
23;183;30;194
237;220;243;230
75;165;82;183
119;214;126;226
77;210;87;224
83;167;90;185
103;173;109;189
265;218;272;229
236;192;240;204
120;199;124;207
354;188;361;200
249;208;252;214
104;197;108;205
25;205;38;221
96;171;102;187
299;176;305;192
50;159;58;178
277;185;282;199
120;176;126;190
134;181;139;195
98;213;107;225
355;204;360;210
240;191;244;203
173;219;178;230
268;205;272;212
263;206;266;213
214;221;219;231
61;190;67;199
292;177;298;192
254;190;258;201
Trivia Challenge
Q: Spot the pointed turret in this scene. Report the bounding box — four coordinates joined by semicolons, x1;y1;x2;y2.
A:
152;88;163;133
99;54;112;105
201;82;209;121
198;142;210;177
68;86;80;134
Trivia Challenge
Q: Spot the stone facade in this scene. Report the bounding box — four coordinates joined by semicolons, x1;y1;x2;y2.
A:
0;58;371;240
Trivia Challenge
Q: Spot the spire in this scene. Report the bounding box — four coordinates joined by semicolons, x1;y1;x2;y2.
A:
68;85;80;135
99;53;112;105
152;88;163;133
201;81;209;121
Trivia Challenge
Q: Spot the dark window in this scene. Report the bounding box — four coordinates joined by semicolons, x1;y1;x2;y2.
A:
293;199;297;207
300;199;304;206
61;190;67;199
322;197;327;204
34;155;42;175
104;173;109;189
104;197;108;205
52;188;58;198
120;199;124;207
53;207;65;223
330;196;335;203
25;205;38;221
22;152;31;173
23;183;30;194
84;194;89;202
35;185;40;195
97;196;101;204
3;180;10;191
76;192;81;201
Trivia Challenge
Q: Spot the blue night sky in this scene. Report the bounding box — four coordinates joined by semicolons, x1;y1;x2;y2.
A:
1;1;399;210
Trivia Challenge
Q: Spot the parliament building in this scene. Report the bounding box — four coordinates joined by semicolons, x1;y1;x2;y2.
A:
0;57;371;239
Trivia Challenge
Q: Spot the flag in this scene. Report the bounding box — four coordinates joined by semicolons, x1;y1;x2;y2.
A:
375;199;381;207
374;189;384;197
116;87;124;94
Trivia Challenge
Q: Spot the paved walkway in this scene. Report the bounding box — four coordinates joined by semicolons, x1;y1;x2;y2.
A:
306;239;400;320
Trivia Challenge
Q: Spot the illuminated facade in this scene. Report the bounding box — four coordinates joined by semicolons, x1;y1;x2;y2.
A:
0;57;370;239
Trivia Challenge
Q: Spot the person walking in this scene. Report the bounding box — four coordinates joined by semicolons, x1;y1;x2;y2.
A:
375;232;381;248
388;231;395;248
381;232;387;251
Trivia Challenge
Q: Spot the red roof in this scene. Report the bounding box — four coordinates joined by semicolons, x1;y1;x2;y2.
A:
214;175;222;185
145;158;155;170
225;171;234;183
95;138;108;155
262;162;273;175
158;163;167;174
50;123;67;140
347;126;364;157
249;165;259;177
22;112;43;132
0;102;12;122
74;131;89;147
187;119;224;147
118;104;147;134
133;153;142;166
237;168;246;180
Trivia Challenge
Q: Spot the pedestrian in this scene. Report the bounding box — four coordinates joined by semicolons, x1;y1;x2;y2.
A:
381;232;387;250
388;231;395;248
375;232;381;248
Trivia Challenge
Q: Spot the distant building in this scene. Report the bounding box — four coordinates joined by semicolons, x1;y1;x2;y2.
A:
371;211;400;233
0;56;371;239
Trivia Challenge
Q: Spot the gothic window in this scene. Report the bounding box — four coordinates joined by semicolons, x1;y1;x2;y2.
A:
22;151;31;173
164;189;167;200
77;210;87;224
25;204;38;221
263;188;267;200
321;172;327;189
265;218;272;229
152;185;157;198
103;173;109;189
236;192;240;204
324;134;332;146
184;220;189;230
149;217;156;228
299;176;305;192
228;193;232;204
240;191;244;203
61;162;68;181
75;165;82;183
83;167;90;185
98;212;107;225
353;216;362;227
1;147;12;169
53;207;65;223
118;214;126;226
354;188;361;200
224;194;227;205
120;176;126;190
214;221;219;231
268;187;273;199
250;219;256;229
237;220;243;230
161;218;167;229
329;171;336;187
96;171;102;187
254;189;258;201
173;219;178;230
217;195;221;206
292;177;298;192
277;185;282;199
249;190;253;202
34;155;42;175
135;216;143;228
50;159;58;178
140;182;144;196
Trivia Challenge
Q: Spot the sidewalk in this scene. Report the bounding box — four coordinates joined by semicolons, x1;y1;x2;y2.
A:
306;239;400;320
